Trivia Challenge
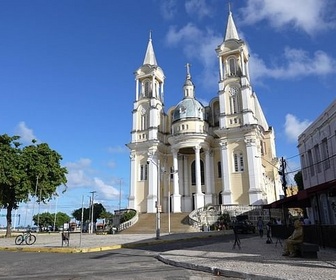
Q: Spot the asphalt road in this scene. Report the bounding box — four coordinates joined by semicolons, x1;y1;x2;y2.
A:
0;235;243;280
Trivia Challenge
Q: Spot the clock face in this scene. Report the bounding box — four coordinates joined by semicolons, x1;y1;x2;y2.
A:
140;107;146;115
229;86;239;96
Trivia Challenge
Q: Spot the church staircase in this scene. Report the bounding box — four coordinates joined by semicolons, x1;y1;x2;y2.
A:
121;213;199;234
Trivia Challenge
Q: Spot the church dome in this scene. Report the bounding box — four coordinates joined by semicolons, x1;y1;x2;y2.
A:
172;98;205;123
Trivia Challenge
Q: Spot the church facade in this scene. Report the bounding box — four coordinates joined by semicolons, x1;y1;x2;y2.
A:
127;12;282;214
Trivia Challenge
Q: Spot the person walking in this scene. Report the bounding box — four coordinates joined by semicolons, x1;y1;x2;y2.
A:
257;216;264;238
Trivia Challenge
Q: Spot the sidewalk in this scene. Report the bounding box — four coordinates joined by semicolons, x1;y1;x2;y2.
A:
1;231;336;279
159;235;336;280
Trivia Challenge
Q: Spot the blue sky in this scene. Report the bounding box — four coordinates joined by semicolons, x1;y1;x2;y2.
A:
1;0;335;227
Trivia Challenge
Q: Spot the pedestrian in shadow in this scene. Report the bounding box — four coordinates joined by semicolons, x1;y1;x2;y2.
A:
266;221;273;244
257;216;264;238
232;225;241;250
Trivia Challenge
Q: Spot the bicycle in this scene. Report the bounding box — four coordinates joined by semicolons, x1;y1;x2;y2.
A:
15;230;36;245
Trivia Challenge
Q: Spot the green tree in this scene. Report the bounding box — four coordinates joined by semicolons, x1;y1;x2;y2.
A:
0;134;68;237
72;203;106;223
99;210;115;225
33;212;53;231
32;211;70;231
294;171;304;191
72;207;90;222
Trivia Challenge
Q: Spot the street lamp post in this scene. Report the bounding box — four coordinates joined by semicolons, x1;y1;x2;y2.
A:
168;178;170;235
156;159;161;240
148;156;161;240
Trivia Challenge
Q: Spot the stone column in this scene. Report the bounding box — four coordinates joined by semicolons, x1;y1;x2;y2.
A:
171;149;181;212
246;137;263;204
220;141;232;204
128;152;137;210
204;149;213;205
147;151;158;213
194;146;204;210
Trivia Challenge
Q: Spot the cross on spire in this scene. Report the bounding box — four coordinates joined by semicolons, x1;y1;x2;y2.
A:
185;63;191;79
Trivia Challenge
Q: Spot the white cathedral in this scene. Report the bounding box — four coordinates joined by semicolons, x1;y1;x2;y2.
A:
127;11;282;214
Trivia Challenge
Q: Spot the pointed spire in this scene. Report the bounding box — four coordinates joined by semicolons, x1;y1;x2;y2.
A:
225;10;239;41
143;31;158;66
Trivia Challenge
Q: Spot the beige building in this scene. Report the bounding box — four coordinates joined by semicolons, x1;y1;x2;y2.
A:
127;11;282;214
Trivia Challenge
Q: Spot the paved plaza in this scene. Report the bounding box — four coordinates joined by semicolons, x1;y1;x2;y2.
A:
1;231;335;279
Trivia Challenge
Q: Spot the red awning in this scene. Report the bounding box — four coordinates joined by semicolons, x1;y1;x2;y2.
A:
263;193;311;209
263;179;336;209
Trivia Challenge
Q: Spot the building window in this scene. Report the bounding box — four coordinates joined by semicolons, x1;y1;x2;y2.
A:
307;149;314;176
230;96;239;114
321;138;330;170
260;140;265;156
228;57;237;76
191;160;205;185
301;154;307;179
314;144;321;173
217;161;222;178
140;164;148;181
234;152;244;172
144;80;151;97
140;113;148;130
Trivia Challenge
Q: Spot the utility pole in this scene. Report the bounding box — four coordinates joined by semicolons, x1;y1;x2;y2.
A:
280;157;287;197
119;179;122;211
90;191;96;234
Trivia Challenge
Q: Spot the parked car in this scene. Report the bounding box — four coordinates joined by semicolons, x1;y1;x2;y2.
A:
232;220;256;234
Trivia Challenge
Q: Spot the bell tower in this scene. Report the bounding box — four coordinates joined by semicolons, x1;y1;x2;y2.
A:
132;33;165;142
127;33;166;213
216;11;253;129
215;10;270;205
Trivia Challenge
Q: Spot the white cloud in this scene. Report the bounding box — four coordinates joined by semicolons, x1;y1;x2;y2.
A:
15;121;38;143
241;0;335;35
93;178;119;200
159;0;178;20
165;24;221;90
284;114;312;142
65;158;119;200
249;48;336;82
185;0;213;19
65;158;92;187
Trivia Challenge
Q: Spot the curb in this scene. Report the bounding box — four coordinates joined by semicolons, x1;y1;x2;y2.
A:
0;231;228;254
157;254;283;280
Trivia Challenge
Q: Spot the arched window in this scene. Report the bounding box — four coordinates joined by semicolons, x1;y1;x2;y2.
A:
229;87;240;114
140;107;148;130
233;152;244;172
143;80;152;97
191;160;205;185
228;57;237;76
140;163;148;181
